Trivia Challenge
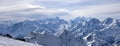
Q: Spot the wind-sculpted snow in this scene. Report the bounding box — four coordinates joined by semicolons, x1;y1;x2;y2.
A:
0;17;120;46
0;36;42;46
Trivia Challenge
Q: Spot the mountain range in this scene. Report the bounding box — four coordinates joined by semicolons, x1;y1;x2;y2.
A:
0;17;120;46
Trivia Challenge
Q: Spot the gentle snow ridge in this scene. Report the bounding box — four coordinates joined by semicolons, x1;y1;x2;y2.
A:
0;36;42;46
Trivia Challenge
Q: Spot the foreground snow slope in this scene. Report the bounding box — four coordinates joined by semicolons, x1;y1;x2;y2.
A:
0;36;42;46
25;30;87;46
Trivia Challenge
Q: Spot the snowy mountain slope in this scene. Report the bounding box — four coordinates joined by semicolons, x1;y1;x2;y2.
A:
25;30;87;46
0;17;68;38
25;31;62;46
70;17;120;46
0;36;42;46
0;17;120;46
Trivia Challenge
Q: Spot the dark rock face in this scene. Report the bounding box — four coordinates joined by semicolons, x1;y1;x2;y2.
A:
6;34;13;38
15;38;26;41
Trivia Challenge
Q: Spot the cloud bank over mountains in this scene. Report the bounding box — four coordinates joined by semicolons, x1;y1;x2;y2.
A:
0;0;120;20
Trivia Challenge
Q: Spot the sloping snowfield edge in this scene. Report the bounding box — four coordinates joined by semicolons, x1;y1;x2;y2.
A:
0;36;42;46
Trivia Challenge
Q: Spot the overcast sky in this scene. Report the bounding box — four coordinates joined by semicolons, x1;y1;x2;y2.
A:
0;0;120;20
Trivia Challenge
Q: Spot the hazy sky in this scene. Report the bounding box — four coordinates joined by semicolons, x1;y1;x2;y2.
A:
0;0;120;20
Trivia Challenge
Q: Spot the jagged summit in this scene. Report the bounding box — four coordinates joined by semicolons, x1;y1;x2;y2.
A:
102;17;114;25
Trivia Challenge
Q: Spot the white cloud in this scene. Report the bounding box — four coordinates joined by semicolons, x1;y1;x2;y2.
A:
69;3;120;19
0;0;32;6
0;8;68;21
0;0;45;12
27;4;45;9
0;0;120;20
0;0;69;16
64;0;91;3
33;8;69;15
37;0;92;4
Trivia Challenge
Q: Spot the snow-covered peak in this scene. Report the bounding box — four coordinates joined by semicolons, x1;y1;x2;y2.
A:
0;17;120;46
70;17;86;25
102;18;114;25
87;18;100;23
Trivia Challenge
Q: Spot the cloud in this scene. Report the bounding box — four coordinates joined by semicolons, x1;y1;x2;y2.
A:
0;3;69;20
37;0;91;4
68;3;120;19
0;0;45;12
0;0;56;20
0;0;29;5
0;0;120;20
32;0;93;8
0;0;69;16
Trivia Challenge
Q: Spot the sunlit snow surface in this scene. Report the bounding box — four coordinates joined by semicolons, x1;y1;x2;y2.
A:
0;36;42;46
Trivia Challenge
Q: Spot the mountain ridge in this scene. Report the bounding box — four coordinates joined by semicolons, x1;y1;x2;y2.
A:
0;17;120;46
